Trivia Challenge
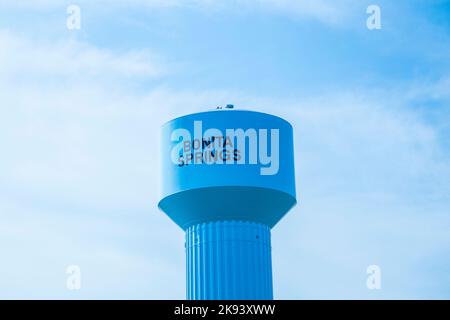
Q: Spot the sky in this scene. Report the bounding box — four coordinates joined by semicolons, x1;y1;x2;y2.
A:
0;0;449;299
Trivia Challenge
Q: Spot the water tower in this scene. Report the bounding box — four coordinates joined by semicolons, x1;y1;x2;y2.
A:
158;106;296;300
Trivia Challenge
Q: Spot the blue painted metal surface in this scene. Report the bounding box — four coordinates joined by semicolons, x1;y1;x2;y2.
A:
186;220;272;300
158;108;297;300
158;109;296;229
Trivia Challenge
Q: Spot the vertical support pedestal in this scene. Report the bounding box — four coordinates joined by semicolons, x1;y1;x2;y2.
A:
186;220;273;300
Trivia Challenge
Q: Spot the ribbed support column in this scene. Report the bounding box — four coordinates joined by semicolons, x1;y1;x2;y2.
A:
186;220;273;300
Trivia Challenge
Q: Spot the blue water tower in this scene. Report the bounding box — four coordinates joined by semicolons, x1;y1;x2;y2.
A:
158;106;296;300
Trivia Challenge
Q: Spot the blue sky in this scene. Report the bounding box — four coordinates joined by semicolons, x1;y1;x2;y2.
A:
0;0;449;299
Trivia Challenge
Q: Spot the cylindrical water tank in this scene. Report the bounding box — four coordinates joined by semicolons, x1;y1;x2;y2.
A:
158;108;296;299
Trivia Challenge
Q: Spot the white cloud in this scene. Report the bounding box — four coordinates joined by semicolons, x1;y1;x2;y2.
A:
0;29;219;299
0;0;361;25
406;76;450;101
0;30;165;80
269;91;450;298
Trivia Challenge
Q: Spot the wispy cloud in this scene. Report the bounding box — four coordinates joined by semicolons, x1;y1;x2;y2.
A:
0;30;165;80
0;29;207;298
0;0;362;25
